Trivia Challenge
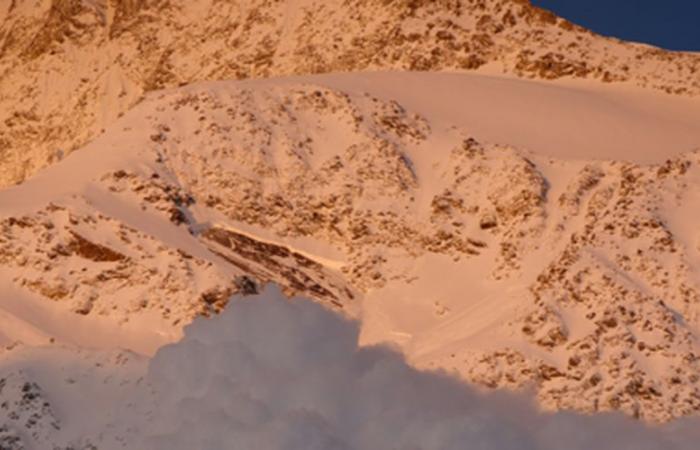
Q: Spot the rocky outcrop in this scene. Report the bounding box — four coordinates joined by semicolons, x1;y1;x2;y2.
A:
428;150;700;422
0;372;60;449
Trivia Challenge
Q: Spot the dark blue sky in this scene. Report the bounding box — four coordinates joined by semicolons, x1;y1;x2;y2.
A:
531;0;700;51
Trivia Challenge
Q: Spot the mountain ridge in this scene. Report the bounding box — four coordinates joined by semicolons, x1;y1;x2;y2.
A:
1;0;699;187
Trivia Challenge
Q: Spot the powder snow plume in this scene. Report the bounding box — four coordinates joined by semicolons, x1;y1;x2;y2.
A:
134;285;700;450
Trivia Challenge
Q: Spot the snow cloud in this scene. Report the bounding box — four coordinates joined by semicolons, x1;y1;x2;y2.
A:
139;285;700;450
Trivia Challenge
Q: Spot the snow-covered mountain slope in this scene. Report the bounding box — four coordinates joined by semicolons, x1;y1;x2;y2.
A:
1;0;699;187
0;343;146;450
1;71;699;424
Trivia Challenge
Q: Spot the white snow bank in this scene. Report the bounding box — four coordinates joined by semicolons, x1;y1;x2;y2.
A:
139;285;700;450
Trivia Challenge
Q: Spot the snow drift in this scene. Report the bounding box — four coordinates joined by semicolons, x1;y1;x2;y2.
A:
139;285;700;450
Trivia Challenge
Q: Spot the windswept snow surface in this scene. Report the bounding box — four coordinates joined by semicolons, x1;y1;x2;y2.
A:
3;287;700;450
258;71;700;163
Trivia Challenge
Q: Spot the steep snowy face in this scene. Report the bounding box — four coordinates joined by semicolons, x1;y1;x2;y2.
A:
1;76;699;422
1;0;699;187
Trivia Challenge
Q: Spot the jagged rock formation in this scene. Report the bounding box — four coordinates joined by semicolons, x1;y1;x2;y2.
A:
1;0;700;187
0;202;233;321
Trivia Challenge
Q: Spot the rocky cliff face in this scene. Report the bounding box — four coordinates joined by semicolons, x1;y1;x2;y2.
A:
1;0;699;187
